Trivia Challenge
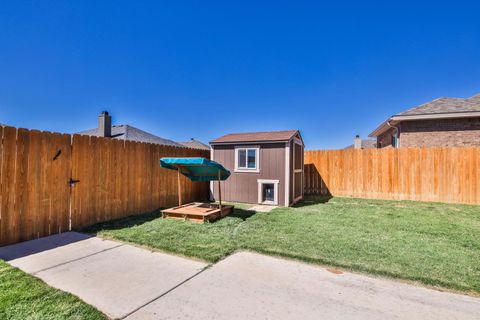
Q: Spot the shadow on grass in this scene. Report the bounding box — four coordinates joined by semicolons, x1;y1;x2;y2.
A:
83;206;256;232
293;195;333;208
83;210;162;234
228;208;257;221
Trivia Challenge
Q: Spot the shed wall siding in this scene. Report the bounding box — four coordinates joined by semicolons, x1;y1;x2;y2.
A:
212;143;286;205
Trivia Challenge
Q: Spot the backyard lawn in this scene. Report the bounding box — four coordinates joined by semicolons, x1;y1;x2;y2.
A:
85;197;480;295
0;260;105;320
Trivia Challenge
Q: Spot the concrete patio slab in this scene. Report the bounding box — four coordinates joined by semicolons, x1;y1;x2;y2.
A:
35;242;207;319
126;251;480;320
247;204;277;212
0;232;121;274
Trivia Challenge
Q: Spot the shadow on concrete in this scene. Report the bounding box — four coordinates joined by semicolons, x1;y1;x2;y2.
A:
0;232;92;261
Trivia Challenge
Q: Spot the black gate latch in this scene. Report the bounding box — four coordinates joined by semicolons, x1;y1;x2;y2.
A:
69;178;80;186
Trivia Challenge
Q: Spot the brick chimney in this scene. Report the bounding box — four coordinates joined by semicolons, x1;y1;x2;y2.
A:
98;111;111;137
354;135;362;149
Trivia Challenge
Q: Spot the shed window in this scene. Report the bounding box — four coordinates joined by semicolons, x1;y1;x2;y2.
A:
235;147;259;172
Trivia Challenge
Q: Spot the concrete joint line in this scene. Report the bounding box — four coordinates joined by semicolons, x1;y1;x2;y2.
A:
33;243;125;275
120;265;212;319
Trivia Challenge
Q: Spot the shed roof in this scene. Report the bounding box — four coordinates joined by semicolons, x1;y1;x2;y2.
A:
210;130;300;144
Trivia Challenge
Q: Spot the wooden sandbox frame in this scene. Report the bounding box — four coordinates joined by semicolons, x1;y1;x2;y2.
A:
161;166;233;223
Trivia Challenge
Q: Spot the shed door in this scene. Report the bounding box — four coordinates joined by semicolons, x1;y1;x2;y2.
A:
293;141;304;201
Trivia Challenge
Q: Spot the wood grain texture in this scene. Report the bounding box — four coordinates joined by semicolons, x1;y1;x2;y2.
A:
69;135;209;230
1;126;209;246
304;148;480;204
0;127;72;246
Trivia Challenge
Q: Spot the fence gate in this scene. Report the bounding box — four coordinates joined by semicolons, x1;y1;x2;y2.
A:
0;126;72;246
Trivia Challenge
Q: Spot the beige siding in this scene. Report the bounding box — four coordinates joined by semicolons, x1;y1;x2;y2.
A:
212;143;286;205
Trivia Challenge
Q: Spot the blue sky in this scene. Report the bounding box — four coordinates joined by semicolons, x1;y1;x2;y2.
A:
1;1;479;149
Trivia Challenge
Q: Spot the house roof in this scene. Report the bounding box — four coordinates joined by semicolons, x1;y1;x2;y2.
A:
77;125;184;147
369;93;480;137
397;96;480;116
210;130;300;144
179;138;210;150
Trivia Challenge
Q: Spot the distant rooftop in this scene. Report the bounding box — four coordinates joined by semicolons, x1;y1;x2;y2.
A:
77;112;184;147
211;130;300;144
179;138;210;150
345;139;377;149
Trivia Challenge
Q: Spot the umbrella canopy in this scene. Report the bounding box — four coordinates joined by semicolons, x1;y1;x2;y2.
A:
160;157;231;182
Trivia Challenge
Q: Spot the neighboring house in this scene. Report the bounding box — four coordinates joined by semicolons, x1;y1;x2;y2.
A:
210;130;304;207
179;138;210;150
78;112;184;147
345;135;377;149
369;93;480;148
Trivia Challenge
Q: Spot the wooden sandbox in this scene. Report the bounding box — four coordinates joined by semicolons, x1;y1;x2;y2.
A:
161;202;234;223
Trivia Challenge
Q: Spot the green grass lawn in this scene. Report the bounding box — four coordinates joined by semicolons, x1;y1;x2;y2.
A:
0;260;106;320
85;197;480;295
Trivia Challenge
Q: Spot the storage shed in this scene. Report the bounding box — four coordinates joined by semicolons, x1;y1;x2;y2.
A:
210;130;304;206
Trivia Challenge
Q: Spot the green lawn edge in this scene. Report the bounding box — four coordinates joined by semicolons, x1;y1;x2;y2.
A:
84;197;480;296
0;260;106;320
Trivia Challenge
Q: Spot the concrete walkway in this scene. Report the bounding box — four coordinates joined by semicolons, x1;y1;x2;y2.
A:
0;232;207;319
1;233;480;320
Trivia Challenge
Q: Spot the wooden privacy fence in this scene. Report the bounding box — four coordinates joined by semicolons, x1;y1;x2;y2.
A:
304;147;480;205
0;126;209;246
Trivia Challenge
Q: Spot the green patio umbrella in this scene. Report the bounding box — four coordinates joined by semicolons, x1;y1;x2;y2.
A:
160;157;230;208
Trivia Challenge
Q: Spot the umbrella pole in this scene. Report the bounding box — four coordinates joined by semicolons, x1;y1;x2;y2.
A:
177;169;182;206
217;170;222;211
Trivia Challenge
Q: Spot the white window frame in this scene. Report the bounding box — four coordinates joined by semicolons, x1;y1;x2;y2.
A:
234;146;260;173
257;179;279;205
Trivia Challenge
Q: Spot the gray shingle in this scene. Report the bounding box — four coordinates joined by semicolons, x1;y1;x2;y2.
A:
179;139;210;150
77;125;184;147
397;95;480;116
467;93;480;103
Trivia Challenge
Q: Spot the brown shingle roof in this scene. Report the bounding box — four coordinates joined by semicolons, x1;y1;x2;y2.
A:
369;93;480;137
397;96;480;116
210;130;299;144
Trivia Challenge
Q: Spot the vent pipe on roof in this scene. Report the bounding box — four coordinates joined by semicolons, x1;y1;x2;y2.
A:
354;135;362;149
98;111;111;138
